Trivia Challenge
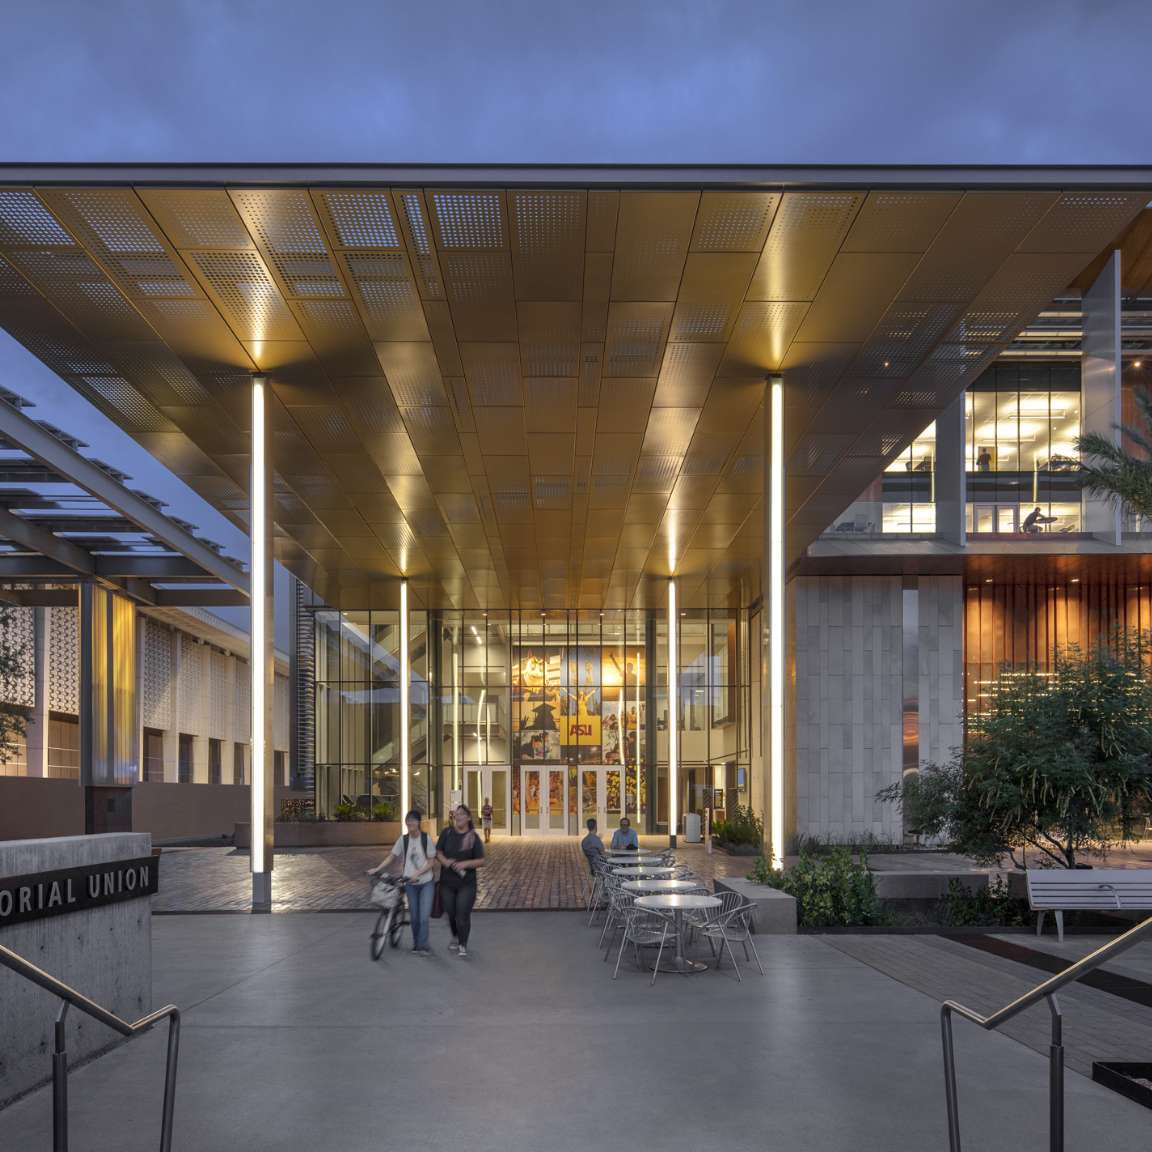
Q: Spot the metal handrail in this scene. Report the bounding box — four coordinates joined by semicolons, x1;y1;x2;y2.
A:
0;942;180;1152
941;914;1152;1152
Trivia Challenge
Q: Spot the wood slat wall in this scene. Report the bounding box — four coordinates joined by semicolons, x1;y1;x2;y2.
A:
965;579;1152;711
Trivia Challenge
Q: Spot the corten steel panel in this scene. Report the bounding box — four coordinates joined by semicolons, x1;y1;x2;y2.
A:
0;174;1149;608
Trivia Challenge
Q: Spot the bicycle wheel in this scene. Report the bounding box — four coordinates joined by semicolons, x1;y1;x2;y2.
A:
389;894;405;948
371;908;392;960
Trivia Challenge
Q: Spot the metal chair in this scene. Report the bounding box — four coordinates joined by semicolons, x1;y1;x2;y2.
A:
612;902;673;985
599;881;635;956
698;893;764;981
586;857;614;925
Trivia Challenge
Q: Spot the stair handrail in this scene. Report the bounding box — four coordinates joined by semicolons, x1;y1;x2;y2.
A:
941;913;1152;1152
0;941;179;1152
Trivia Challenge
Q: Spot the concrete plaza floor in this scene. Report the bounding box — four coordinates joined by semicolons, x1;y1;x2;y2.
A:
2;912;1150;1151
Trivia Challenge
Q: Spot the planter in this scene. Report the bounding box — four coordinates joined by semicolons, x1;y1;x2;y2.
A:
1093;1063;1152;1110
713;877;798;934
234;820;403;848
712;841;762;857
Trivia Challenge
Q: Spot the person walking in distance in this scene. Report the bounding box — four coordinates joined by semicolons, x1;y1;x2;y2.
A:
481;797;494;843
436;804;486;958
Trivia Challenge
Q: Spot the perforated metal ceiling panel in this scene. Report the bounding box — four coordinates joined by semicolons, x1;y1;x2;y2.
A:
0;170;1146;608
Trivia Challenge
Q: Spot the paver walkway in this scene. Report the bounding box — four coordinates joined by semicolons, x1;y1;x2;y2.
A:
4;914;1150;1151
823;932;1152;1077
154;837;750;912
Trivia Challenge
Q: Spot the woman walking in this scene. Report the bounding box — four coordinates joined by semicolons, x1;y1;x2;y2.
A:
436;804;486;958
369;809;437;954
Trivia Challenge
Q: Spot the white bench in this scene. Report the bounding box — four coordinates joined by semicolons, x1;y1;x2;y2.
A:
1027;869;1152;943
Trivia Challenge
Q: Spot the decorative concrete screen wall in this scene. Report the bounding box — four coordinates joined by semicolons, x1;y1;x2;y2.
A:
0;833;152;1105
793;575;964;845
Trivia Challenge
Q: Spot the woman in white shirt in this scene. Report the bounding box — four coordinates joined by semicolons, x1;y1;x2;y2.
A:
369;809;437;954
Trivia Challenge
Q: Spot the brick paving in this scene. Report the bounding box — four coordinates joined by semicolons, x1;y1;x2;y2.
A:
153;835;751;913
822;932;1152;1076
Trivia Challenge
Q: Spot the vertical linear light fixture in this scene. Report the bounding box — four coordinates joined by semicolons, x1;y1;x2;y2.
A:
250;373;272;910
400;579;410;817
668;578;679;847
768;376;785;868
452;623;461;791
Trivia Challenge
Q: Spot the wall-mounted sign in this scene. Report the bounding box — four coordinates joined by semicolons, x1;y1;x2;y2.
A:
0;856;158;928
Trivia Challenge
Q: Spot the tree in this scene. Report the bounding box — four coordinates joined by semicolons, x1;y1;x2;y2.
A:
879;635;1152;868
0;607;28;763
1078;386;1152;519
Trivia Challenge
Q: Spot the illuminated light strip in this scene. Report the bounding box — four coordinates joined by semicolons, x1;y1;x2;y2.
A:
400;580;410;816
452;624;461;791
668;579;678;846
250;374;268;879
769;376;785;868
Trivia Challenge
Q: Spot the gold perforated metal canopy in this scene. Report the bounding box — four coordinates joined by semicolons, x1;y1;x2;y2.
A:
0;165;1146;609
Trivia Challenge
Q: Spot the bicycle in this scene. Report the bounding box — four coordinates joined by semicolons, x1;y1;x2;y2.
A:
368;874;408;960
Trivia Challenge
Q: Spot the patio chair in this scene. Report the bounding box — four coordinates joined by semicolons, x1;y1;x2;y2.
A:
599;883;635;956
697;893;764;981
612;902;673;985
586;855;611;915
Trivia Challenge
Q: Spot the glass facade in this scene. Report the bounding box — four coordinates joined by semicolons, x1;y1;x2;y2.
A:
825;362;1084;539
965;363;1081;535
309;604;752;834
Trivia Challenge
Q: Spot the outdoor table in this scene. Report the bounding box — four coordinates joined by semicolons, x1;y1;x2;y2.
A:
635;893;721;974
621;878;703;895
611;865;679;878
606;851;660;860
607;855;662;866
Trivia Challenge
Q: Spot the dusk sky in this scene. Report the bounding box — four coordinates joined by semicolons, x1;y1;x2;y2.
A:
0;0;1148;634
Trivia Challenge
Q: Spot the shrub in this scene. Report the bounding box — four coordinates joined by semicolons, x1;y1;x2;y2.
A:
713;804;764;847
333;801;365;822
936;876;1027;928
371;802;397;822
753;848;881;928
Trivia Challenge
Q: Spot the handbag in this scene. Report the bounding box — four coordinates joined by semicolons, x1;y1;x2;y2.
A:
431;880;444;919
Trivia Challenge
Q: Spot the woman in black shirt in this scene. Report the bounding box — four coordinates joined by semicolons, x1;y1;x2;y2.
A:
436;804;486;957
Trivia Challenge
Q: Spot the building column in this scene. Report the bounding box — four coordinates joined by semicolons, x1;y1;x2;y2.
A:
250;374;274;911
934;392;967;546
763;376;786;867
25;607;50;777
400;579;410;817
1082;250;1122;545
667;578;679;848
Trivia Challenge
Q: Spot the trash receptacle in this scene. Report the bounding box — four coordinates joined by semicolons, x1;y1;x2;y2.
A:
684;812;702;843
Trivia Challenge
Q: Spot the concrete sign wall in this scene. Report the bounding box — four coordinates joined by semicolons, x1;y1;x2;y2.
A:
0;833;152;1106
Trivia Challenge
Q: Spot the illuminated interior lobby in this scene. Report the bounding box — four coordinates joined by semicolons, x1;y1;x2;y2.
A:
2;165;1152;893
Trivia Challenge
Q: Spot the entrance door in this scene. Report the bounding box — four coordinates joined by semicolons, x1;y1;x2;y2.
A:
580;765;624;832
464;766;510;835
521;766;568;835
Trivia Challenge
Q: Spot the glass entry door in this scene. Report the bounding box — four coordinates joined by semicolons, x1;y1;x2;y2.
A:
521;766;568;835
464;765;509;835
580;765;624;832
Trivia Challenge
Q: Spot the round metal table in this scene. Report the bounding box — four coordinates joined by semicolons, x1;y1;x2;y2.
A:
621;878;703;895
611;865;679;878
635;893;720;974
607;855;663;867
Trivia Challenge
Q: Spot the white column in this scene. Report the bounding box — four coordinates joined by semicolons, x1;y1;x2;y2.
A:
934;393;967;546
1082;250;1123;544
400;579;410;816
26;607;50;777
250;373;274;911
766;376;786;867
667;578;678;847
452;620;461;793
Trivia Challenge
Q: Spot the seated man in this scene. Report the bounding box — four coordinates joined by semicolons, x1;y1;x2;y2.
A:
610;816;639;851
1022;506;1057;534
580;818;604;873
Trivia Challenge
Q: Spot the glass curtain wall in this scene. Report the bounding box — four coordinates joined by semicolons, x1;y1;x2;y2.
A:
312;604;752;834
966;363;1081;534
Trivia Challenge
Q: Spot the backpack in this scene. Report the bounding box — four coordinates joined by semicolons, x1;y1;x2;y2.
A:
402;832;430;862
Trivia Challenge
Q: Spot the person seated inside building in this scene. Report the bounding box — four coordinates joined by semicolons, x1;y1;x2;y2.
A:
581;818;604;872
610;816;639;851
976;447;993;471
1022;506;1057;534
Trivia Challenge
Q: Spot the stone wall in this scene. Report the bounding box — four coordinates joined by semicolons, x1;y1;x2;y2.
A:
792;575;964;845
0;833;152;1106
